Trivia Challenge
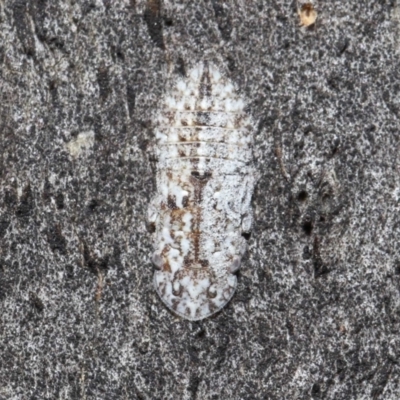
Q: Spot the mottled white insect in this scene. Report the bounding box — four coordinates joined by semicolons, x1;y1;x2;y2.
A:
148;61;256;320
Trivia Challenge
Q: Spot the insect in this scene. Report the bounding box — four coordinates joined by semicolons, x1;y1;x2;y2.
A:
297;1;318;27
148;61;256;320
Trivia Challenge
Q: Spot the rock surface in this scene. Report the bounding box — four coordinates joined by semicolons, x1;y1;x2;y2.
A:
1;1;400;399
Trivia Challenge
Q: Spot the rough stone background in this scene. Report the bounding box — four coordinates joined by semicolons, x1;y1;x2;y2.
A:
1;0;400;399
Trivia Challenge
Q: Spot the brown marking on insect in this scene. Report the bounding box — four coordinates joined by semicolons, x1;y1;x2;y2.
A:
183;256;191;267
167;195;178;209
191;171;212;181
182;233;201;269
298;2;317;27
234;115;242;129
182;262;211;278
192;216;201;259
184;236;210;270
182;171;213;270
172;280;183;296
190;158;199;168
206;283;218;299
160;284;166;296
178;148;186;157
190;171;212;203
161;247;172;272
171;299;180;310
170;207;192;232
171;206;191;218
199;61;212;99
163;261;172;273
165;111;175;124
194;112;210;126
147;221;156;233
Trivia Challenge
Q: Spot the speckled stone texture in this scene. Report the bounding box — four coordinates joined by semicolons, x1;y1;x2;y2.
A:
1;0;400;399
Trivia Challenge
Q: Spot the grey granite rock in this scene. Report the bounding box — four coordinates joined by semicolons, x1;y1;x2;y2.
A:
1;1;400;399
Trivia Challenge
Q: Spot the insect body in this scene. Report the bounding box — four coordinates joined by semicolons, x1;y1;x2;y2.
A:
148;62;256;320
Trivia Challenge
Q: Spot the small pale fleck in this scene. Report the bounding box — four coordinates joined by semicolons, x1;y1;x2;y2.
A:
177;80;186;92
66;131;95;157
211;69;221;82
176;101;185;111
166;97;177;109
190;67;201;81
200;99;211;110
298;1;317;27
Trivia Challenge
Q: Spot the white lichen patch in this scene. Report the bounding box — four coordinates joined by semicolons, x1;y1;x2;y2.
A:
66;131;95;157
148;62;257;321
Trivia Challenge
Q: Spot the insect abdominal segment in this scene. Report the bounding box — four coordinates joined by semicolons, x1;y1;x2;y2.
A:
149;62;256;320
